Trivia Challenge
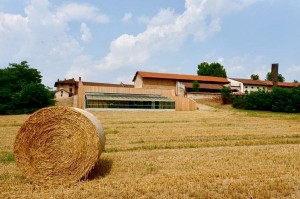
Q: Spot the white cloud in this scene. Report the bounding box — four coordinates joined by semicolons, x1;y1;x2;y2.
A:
80;22;92;42
148;8;177;27
56;2;109;23
0;0;264;85
96;0;260;72
122;12;133;22
220;55;269;79
217;57;224;64
0;0;109;86
137;16;150;24
0;13;28;32
65;55;93;80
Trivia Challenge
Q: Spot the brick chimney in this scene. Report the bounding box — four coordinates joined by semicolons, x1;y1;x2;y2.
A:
271;63;278;87
79;77;82;82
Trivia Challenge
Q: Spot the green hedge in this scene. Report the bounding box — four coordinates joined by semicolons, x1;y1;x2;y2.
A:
232;87;300;113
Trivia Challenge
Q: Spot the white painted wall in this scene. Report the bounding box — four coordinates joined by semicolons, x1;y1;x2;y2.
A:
176;81;186;96
227;79;244;93
228;79;267;94
244;85;267;94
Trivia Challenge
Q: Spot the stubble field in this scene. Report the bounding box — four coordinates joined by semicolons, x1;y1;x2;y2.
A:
0;104;300;198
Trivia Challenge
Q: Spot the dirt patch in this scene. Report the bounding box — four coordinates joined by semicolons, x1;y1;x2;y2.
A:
196;103;216;111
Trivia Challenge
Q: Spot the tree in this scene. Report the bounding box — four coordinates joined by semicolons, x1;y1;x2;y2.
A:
250;74;259;80
197;62;227;78
294;80;299;83
265;72;285;82
192;80;199;92
220;86;231;104
0;61;54;114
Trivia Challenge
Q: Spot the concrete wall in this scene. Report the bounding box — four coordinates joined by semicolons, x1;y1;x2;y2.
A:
134;74;143;88
55;96;74;106
228;79;243;93
142;78;177;91
176;82;186;96
171;96;197;111
187;93;222;100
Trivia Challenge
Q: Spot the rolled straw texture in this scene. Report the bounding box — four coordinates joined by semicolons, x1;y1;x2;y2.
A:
13;106;105;185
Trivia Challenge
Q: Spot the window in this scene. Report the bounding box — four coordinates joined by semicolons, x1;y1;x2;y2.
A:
85;93;175;110
251;86;254;89
70;88;73;93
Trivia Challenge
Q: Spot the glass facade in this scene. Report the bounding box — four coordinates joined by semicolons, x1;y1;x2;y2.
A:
85;93;175;110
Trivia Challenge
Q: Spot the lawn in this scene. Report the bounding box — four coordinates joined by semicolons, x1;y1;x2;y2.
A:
0;105;300;198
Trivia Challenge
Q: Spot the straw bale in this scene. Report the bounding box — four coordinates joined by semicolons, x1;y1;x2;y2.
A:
13;106;105;185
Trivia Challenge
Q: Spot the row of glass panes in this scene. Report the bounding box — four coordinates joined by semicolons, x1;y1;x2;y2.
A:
86;100;175;109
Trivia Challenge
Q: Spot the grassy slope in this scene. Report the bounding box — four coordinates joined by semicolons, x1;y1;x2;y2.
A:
0;104;300;198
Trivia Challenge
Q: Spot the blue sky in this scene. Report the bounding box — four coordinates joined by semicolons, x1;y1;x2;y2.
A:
1;0;300;87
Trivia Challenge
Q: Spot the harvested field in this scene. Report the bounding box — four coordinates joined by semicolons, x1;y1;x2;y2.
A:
0;104;300;198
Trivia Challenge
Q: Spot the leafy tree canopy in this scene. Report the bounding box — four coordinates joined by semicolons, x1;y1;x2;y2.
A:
265;72;285;82
250;74;259;80
192;80;199;92
0;61;54;114
197;62;227;78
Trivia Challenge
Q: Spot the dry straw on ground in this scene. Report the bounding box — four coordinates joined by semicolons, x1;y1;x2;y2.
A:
13;106;105;186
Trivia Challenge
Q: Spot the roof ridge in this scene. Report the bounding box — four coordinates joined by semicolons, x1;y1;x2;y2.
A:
133;71;229;83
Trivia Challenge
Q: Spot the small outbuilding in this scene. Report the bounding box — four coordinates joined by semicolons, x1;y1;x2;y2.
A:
54;89;72;99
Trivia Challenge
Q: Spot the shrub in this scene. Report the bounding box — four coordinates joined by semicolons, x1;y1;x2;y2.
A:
221;86;231;104
192;80;199;92
232;87;300;113
232;97;246;109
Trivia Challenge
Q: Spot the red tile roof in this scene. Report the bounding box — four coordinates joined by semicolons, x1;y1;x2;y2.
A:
54;79;134;88
133;71;229;83
54;78;76;87
82;82;134;88
230;78;299;88
230;78;268;86
55;88;71;94
264;81;299;87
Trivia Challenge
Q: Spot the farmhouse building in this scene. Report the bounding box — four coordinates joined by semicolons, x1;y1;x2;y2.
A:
54;70;298;111
228;78;299;94
54;71;230;111
264;81;299;91
133;71;229;95
55;88;72;99
54;78;134;96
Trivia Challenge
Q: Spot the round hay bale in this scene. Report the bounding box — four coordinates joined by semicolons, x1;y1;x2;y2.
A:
13;106;105;185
